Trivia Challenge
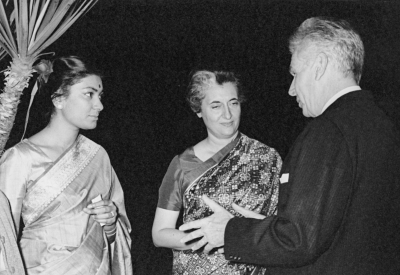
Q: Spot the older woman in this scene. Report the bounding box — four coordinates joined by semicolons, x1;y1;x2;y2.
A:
152;70;282;274
0;56;132;274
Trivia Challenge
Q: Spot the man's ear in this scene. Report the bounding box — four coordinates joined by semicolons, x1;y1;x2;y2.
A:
315;52;329;81
196;112;202;118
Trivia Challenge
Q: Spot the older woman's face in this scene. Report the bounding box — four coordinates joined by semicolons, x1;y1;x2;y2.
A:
197;82;241;140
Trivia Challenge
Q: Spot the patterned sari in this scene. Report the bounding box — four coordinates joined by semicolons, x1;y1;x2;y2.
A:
0;135;132;275
158;133;281;275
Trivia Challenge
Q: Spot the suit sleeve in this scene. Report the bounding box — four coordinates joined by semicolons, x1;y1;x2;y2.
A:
224;118;353;267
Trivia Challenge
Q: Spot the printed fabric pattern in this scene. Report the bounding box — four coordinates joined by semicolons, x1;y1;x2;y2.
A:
173;134;281;275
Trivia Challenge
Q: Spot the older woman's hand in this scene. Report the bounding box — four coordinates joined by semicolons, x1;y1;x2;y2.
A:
83;199;118;227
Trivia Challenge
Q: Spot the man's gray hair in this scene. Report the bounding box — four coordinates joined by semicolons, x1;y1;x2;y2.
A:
289;17;364;84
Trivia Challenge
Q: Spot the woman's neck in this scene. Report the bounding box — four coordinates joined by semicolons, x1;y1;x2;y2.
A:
205;131;238;152
33;120;80;151
193;132;239;162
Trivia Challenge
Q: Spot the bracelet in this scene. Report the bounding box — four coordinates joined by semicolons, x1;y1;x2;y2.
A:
104;225;117;237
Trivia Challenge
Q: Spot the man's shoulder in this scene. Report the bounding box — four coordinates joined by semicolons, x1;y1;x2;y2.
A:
324;90;381;120
322;90;396;131
301;90;399;151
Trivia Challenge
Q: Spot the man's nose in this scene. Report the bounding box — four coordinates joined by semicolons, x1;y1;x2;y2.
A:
288;80;296;96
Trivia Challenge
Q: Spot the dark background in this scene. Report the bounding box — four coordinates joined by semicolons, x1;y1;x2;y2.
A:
3;0;400;274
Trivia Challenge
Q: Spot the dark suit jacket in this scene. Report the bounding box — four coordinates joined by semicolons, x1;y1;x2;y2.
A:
0;191;25;275
225;91;400;274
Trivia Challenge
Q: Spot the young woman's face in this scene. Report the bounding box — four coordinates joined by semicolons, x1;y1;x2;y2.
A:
57;75;104;130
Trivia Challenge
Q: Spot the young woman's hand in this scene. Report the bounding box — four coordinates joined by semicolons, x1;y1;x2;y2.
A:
84;199;118;226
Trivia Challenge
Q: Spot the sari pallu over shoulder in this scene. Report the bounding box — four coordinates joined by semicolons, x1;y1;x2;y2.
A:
18;135;132;275
173;133;281;275
22;135;100;226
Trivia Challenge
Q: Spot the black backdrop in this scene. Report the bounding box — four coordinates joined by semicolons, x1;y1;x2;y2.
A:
3;1;400;274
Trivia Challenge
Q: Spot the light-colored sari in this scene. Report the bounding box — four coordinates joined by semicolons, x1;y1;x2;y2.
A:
0;135;132;275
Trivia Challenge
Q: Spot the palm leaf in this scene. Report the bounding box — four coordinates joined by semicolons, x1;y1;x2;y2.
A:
30;0;98;55
12;0;21;53
0;2;17;55
0;0;100;154
0;47;7;60
0;0;99;62
36;0;60;35
28;0;50;50
27;0;76;53
27;0;42;47
19;0;31;58
0;40;12;57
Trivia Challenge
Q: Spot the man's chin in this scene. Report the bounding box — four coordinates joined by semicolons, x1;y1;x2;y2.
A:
302;109;311;117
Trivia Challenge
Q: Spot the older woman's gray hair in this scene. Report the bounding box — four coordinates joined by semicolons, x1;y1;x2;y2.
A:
187;70;245;113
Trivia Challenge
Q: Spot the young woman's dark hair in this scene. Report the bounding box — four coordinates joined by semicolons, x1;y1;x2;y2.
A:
39;56;101;125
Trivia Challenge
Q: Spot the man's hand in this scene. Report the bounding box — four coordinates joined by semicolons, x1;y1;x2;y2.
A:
179;195;234;253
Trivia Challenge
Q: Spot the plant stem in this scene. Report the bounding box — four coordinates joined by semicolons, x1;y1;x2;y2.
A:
0;60;33;155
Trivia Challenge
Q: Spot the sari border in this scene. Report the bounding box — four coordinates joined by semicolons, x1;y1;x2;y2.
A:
183;133;242;197
21;137;78;187
22;135;101;226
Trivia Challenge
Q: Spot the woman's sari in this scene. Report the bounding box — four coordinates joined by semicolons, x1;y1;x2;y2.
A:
0;135;132;275
158;133;282;275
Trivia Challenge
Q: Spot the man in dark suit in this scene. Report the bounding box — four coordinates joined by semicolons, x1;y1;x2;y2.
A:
180;17;400;274
0;190;25;275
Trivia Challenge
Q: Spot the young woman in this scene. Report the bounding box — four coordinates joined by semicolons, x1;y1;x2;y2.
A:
0;56;132;274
